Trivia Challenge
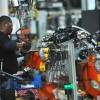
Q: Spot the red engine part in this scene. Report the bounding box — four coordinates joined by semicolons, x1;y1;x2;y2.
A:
77;56;100;99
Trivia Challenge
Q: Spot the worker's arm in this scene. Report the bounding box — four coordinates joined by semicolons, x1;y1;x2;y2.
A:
0;33;24;51
3;41;25;51
0;33;17;51
3;41;17;51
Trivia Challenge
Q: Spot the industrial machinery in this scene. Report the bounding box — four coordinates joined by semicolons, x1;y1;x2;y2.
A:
32;25;100;99
26;26;78;99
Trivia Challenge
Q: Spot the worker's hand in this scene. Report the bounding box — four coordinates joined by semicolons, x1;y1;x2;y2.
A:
17;42;24;49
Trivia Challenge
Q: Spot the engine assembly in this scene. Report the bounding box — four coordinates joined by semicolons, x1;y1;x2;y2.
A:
36;25;100;99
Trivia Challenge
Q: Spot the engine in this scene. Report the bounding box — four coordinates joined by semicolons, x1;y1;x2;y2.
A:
37;25;100;99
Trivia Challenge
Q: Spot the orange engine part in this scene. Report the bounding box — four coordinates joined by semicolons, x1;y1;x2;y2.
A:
37;82;59;100
77;61;100;99
26;51;43;68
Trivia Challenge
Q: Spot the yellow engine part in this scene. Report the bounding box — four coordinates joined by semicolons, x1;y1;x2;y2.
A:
40;62;46;71
44;53;49;58
44;47;49;53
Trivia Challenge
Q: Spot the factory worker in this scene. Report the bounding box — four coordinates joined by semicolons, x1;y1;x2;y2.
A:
0;15;24;75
